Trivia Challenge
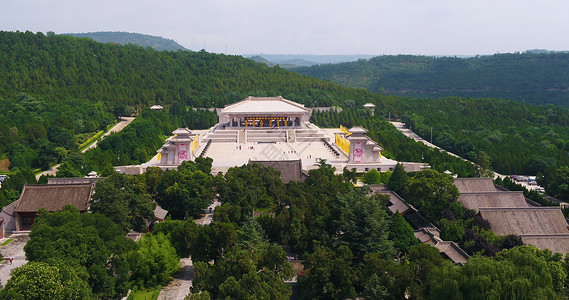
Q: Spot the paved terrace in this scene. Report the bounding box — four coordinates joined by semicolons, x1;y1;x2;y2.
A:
137;126;402;175
201;140;347;174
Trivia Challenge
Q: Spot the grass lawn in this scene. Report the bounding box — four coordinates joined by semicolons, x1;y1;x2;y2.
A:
132;288;158;300
1;239;13;246
76;132;95;145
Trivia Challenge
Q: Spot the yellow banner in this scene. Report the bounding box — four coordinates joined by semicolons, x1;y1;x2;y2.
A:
190;134;199;153
335;133;350;155
340;125;351;136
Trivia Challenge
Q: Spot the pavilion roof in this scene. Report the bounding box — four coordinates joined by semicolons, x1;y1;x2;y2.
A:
348;126;368;134
154;204;168;220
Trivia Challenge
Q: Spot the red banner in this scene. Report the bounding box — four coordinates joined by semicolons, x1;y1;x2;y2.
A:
353;142;363;163
177;144;189;164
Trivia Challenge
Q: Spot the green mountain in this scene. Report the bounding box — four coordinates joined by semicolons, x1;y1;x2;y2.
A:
64;31;188;51
0;31;362;108
248;55;278;66
293;52;569;107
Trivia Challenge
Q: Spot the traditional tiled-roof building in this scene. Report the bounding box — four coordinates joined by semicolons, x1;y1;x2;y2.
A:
458;191;528;212
454;177;499;193
454;177;569;256
14;183;93;231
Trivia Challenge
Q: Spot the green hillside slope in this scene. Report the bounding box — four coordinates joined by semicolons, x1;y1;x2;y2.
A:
0;31;370;108
65;31;188;51
293;53;569;107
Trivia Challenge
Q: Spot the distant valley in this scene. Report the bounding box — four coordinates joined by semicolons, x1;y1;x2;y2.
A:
246;54;376;68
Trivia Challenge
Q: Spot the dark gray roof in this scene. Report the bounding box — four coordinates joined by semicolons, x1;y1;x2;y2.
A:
521;234;569;256
1;200;19;216
47;177;101;185
454;178;498;193
15;184;92;213
248;159;306;183
479;207;569;236
458;191;528;212
370;186;412;215
154;204;168;220
414;228;469;265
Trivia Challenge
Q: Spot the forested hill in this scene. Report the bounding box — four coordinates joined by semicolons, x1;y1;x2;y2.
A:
293;52;569;107
65;31;188;52
5;30;569;179
0;31;375;108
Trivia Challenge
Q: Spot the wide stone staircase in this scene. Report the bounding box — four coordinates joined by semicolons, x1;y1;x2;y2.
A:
295;128;329;142
204;130;238;143
246;130;287;143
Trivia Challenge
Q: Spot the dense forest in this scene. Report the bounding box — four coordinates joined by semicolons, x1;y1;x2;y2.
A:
0;30;374;108
293;52;569;107
4;161;567;299
310;109;476;177
65;31;189;52
385;97;569;174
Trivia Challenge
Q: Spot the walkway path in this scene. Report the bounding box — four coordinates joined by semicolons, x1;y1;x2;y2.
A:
81;117;135;153
35;117;136;180
157;257;194;300
0;234;30;286
157;200;220;300
390;121;461;158
390;121;542;191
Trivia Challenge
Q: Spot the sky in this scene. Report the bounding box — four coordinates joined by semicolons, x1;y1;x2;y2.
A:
1;0;568;56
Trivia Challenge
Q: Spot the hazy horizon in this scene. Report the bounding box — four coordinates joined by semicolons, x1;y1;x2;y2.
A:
2;1;568;56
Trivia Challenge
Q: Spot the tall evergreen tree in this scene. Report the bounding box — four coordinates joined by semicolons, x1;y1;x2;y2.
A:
388;163;407;194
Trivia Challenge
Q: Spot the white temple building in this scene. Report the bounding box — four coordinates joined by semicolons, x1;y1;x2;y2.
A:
116;96;427;174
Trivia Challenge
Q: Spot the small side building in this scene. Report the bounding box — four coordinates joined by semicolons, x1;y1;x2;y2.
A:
13;183;93;231
347;126;382;164
0;200;19;236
